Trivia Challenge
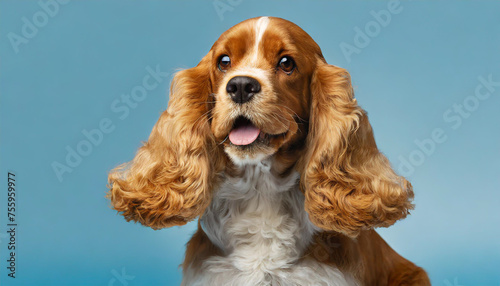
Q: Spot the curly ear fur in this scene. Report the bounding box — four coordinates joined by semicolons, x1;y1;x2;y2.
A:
302;61;414;237
107;57;224;229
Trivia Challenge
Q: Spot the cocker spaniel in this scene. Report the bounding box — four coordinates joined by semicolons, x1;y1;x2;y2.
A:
108;17;430;286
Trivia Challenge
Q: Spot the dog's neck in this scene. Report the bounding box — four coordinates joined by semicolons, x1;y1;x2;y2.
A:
201;158;317;271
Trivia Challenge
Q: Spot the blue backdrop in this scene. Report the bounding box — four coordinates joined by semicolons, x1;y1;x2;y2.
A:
1;1;499;285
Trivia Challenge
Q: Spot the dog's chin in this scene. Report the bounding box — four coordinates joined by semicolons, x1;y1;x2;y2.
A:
223;138;281;166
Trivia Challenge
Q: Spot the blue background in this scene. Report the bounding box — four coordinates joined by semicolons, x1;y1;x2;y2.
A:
1;1;499;285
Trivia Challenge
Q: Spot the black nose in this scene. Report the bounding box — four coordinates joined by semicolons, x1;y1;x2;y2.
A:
226;76;261;104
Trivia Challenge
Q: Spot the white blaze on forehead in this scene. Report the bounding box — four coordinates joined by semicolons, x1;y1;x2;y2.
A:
251;17;270;63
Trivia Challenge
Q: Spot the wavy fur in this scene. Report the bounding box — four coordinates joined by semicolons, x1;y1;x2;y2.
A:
107;57;224;229
302;62;414;237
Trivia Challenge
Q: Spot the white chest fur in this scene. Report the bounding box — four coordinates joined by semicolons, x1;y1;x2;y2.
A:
182;160;357;286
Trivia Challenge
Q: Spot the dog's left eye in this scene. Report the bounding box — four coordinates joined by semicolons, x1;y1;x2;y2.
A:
218;55;231;72
278;56;295;74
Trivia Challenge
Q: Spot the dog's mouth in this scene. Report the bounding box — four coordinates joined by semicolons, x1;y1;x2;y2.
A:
229;117;261;146
228;116;287;147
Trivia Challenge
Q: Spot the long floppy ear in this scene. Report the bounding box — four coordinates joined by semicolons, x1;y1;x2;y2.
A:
107;57;224;229
301;61;414;238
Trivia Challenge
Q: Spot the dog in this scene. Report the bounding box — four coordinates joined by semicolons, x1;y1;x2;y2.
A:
108;17;430;286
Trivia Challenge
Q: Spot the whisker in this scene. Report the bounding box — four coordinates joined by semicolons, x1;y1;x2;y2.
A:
192;109;212;126
270;113;291;131
275;103;308;123
270;111;305;135
218;136;229;145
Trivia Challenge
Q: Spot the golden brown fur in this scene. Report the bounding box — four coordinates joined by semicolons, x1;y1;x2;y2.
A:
300;62;415;238
108;57;227;229
107;17;430;285
307;230;430;285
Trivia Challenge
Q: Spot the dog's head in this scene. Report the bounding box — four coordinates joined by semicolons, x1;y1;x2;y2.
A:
208;17;318;165
108;17;413;237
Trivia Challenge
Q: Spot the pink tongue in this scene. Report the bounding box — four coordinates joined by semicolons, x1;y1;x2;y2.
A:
229;125;261;146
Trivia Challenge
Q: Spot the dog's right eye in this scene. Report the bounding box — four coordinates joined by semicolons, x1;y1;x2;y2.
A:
218;55;231;72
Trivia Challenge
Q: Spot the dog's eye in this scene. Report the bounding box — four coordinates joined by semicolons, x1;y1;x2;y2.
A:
278;56;295;74
218;55;231;72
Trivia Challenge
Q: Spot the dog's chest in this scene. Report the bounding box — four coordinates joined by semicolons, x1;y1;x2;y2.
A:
203;164;311;269
194;162;356;286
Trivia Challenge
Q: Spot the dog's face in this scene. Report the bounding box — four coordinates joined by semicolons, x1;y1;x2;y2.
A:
108;17;414;237
207;17;322;164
